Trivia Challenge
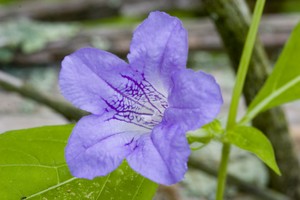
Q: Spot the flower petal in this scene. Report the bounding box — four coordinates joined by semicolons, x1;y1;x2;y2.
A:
127;11;188;92
126;124;190;185
65;114;147;179
60;47;169;130
164;69;223;131
59;47;129;114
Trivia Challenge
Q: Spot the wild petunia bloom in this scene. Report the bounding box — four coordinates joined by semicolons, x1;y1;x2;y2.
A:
59;11;223;185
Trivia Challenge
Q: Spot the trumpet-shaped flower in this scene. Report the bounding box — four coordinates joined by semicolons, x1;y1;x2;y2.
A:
59;11;222;185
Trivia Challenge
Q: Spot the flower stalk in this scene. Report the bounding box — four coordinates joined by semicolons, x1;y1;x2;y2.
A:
216;0;266;199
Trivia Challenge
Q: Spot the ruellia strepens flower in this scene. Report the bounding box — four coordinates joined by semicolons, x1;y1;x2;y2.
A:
59;11;223;185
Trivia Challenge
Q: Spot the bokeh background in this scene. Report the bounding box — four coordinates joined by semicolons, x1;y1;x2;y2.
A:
0;0;300;199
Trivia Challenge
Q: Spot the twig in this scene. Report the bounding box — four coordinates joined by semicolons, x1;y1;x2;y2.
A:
5;14;300;65
0;0;120;21
0;0;202;22
0;70;87;121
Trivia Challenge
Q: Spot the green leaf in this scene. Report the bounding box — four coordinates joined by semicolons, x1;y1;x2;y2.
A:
202;119;223;135
242;22;300;123
187;119;223;144
0;125;158;200
226;126;281;175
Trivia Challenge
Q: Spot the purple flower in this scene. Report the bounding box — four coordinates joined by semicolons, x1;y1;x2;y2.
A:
59;11;222;185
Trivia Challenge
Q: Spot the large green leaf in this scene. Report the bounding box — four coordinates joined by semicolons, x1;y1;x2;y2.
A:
243;22;300;122
0;125;158;200
226;126;281;175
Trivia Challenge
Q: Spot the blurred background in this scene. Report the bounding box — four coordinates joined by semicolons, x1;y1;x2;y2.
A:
0;0;299;199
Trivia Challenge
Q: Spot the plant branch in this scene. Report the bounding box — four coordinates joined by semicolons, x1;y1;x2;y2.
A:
2;14;299;66
202;0;300;198
226;0;265;129
0;70;87;121
215;1;266;199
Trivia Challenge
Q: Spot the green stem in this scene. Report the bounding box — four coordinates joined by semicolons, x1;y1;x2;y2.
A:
216;143;231;200
216;0;266;199
226;0;266;129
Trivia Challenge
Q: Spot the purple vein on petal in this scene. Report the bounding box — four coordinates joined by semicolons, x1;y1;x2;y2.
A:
97;72;169;129
101;78;154;113
102;98;153;116
106;114;153;130
121;74;167;114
